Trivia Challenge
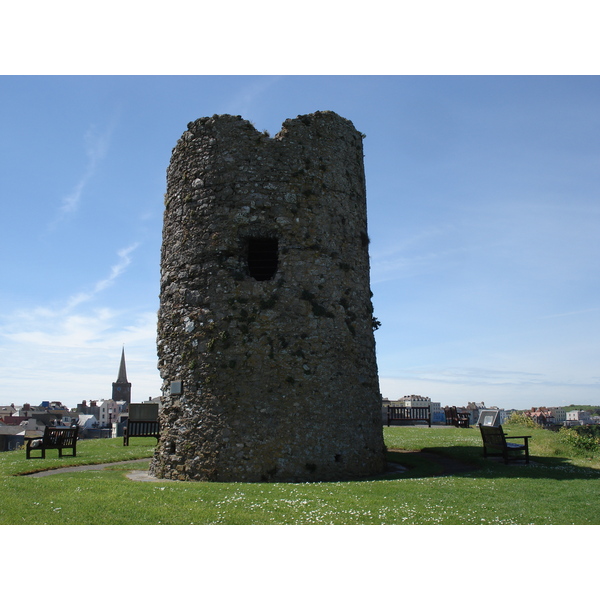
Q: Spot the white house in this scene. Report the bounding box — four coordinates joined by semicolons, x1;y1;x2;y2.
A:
396;395;431;407
566;410;593;425
77;414;99;429
97;399;122;428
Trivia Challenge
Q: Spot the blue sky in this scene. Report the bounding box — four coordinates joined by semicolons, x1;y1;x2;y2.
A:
1;75;599;410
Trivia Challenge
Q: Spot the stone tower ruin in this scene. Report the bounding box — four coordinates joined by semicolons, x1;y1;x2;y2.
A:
149;111;386;482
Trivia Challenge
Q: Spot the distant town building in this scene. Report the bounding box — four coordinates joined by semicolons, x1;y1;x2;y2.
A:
0;424;24;451
525;408;555;426
0;405;16;420
498;409;509;424
565;410;593;425
77;400;100;420
97;399;124;428
548;407;567;423
394;395;431;407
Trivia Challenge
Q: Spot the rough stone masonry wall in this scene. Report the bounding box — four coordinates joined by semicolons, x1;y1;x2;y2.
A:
149;111;386;482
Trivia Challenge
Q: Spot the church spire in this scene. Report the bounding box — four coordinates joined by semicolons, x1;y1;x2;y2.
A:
116;346;128;383
112;347;132;404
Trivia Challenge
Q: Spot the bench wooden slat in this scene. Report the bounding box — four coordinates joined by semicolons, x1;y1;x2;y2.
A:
387;406;431;427
123;420;160;446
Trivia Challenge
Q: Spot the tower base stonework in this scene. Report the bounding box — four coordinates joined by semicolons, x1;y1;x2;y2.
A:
149;111;386;482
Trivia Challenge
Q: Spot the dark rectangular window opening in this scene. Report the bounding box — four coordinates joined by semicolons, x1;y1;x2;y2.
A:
248;237;278;281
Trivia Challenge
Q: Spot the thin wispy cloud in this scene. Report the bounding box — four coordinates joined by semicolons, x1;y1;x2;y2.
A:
5;309;117;349
65;243;140;311
538;307;600;320
371;242;487;284
49;120;115;228
371;224;456;259
4;309;157;352
0;242;139;330
382;365;549;386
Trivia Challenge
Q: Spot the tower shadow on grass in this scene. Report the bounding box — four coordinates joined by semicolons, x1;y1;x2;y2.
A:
382;446;600;481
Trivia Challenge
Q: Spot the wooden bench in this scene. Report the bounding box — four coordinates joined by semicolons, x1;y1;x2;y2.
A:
123;420;160;446
387;406;431;427
479;425;531;464
444;406;470;428
26;426;79;459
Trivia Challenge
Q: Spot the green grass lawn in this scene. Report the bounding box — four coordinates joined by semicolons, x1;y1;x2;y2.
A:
1;426;599;525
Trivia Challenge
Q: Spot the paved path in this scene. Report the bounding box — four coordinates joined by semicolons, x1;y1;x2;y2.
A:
23;458;153;478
